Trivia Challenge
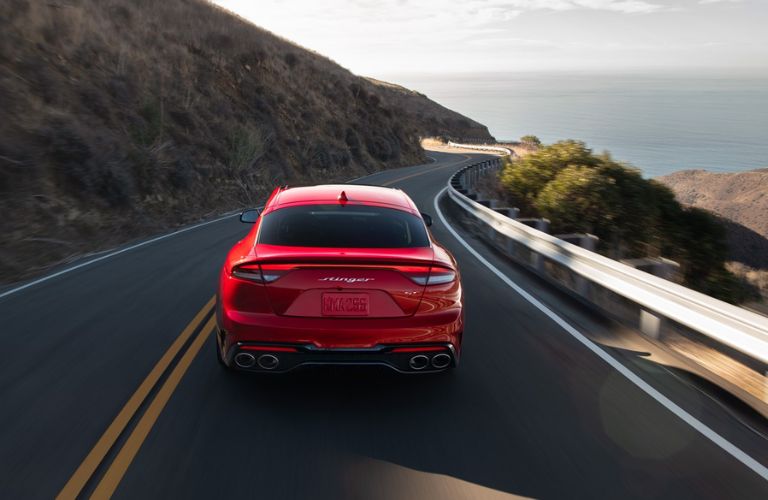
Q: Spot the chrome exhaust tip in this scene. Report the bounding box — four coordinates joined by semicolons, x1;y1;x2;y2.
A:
234;352;256;369
257;354;279;370
409;355;429;370
432;353;452;369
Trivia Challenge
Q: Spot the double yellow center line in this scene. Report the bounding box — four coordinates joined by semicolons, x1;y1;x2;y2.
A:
380;154;472;187
57;296;217;500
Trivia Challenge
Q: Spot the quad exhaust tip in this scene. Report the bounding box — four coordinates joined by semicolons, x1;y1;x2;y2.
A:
431;353;452;369
234;352;279;370
409;355;430;370
258;354;280;370
234;352;256;368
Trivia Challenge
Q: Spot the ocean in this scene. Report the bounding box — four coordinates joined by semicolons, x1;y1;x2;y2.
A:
386;72;768;178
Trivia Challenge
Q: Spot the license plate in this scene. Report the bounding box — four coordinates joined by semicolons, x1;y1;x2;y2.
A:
321;293;370;316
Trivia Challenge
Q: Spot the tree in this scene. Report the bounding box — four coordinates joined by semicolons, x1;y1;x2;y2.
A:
535;166;617;236
500;140;600;211
519;135;542;148
534;162;659;256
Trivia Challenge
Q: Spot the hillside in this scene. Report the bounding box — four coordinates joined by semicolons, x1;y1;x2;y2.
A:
0;0;493;283
657;169;768;269
364;78;490;140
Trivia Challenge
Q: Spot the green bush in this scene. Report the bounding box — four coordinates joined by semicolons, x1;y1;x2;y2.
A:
536;165;617;235
500;140;599;209
520;135;542;147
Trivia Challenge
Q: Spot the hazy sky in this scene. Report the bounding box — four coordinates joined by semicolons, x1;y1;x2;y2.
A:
212;0;767;78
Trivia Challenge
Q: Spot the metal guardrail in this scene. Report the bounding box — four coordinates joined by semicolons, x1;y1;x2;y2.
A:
447;141;513;156
445;155;768;368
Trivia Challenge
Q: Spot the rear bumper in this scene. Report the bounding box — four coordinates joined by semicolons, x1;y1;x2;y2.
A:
218;306;463;349
223;341;458;373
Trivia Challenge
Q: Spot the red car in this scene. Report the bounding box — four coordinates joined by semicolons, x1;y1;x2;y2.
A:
216;184;464;373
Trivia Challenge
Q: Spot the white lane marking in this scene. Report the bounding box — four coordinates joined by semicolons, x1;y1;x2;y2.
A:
433;187;768;482
0;213;238;300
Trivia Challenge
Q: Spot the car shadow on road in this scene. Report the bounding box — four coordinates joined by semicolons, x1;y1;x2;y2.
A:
210;362;629;500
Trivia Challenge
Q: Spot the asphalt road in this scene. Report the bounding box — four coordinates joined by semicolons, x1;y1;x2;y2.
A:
1;150;767;499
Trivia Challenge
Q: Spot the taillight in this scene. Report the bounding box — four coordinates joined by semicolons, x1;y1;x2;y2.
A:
232;264;293;283
423;268;456;285
397;265;431;285
232;264;262;282
399;266;456;286
259;264;293;282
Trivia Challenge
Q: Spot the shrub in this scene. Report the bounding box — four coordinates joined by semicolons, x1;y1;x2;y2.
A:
520;135;542;147
345;128;361;153
535;166;619;239
129;99;164;146
226;126;265;174
97;157;135;207
284;52;298;68
500;140;599;210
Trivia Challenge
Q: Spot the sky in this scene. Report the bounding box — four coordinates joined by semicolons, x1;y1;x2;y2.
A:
212;0;768;78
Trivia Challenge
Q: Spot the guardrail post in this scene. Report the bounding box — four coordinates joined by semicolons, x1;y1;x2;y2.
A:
575;273;589;297
488;223;496;242
640;309;663;339
536;219;550;233
654;258;681;281
505;237;516;259
531;253;545;273
582;234;598;252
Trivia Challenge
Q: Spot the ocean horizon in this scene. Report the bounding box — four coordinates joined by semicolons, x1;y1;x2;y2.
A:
384;71;768;178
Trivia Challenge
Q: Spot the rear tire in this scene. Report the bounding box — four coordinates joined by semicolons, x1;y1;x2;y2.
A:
214;332;232;370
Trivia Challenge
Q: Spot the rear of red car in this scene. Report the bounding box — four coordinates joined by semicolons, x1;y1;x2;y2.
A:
216;185;463;373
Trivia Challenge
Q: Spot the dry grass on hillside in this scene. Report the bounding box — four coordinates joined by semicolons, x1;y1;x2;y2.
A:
658;169;768;269
727;262;768;300
0;0;492;283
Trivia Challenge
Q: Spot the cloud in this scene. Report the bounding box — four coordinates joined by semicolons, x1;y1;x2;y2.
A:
699;0;742;4
212;0;765;75
216;1;668;24
471;1;667;15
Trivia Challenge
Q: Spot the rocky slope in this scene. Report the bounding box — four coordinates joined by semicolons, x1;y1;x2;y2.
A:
0;0;493;283
657;169;768;269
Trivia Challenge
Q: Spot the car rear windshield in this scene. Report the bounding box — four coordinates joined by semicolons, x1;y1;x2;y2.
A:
257;204;430;248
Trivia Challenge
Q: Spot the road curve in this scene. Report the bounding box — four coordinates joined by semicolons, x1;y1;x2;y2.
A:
1;150;767;499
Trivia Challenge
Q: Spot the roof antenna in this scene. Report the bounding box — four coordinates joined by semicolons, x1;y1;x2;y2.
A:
337;190;348;203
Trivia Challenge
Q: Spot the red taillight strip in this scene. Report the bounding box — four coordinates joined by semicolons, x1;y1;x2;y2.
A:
390;346;447;353
232;262;455;285
232;263;292;283
239;346;298;353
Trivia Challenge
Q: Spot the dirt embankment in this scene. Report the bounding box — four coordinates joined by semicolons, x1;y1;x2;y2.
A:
0;0;493;283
